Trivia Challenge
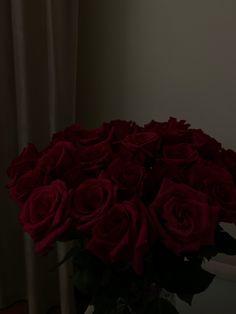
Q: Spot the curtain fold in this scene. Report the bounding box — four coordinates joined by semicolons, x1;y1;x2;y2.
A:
0;1;80;313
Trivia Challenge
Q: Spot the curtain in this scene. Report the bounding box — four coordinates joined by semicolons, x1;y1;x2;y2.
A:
0;0;79;313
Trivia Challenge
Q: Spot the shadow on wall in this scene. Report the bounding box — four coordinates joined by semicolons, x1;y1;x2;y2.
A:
78;0;133;127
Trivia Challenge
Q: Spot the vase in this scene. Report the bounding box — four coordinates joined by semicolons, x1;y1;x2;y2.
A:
74;286;91;314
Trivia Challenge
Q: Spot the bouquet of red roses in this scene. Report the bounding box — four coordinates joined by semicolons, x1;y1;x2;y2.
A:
7;118;236;313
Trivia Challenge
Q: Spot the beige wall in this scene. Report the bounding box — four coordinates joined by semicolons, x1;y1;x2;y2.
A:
77;0;236;282
78;0;236;149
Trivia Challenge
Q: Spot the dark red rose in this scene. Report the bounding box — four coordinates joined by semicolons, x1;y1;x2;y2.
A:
206;181;236;223
71;178;116;234
61;165;85;188
187;162;236;222
162;143;201;166
190;129;222;160
7;144;39;181
86;199;151;274
219;149;236;183
9;167;49;207
187;161;233;189
150;179;220;254
121;131;160;163
143;160;187;204
78;140;113;176
38;141;76;177
52;123;113;147
76;126;111;145
19;180;71;254
103;120;139;145
100;158;145;198
144;117;191;144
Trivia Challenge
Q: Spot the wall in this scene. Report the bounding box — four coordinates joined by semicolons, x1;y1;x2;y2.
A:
78;0;236;149
176;277;236;313
77;1;236;312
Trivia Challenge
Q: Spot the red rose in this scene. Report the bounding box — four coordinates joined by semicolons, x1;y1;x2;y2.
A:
162;143;201;166
121;131;160;163
9;167;49;207
38;141;76;177
19;180;71;253
7;144;39;181
62;165;84;188
190;129;222;160
150;179;220;254
187;162;236;222
78;140;113;176
102;120;139;146
61;140;113;187
143;160;187;204
86;199;151;274
75;126;111;146
71;178;116;233
187;162;233;189
144;117;191;144
100;158;145;198
51;123;113;147
207;181;236;223
219;149;236;183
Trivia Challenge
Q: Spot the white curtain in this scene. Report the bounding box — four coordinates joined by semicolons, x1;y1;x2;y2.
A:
0;0;80;313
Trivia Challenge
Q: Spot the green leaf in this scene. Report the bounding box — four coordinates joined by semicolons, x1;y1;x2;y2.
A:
162;262;215;295
73;286;91;314
159;298;179;314
176;293;194;305
216;226;236;255
100;269;113;288
73;252;104;295
142;298;179;314
141;298;160;314
57;230;84;242
92;292;117;314
73;268;99;295
151;249;215;295
199;245;218;261
149;245;215;295
73;249;104;273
